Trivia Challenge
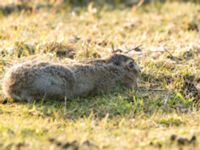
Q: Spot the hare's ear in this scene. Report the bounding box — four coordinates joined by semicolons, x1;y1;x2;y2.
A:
112;61;120;66
106;59;120;65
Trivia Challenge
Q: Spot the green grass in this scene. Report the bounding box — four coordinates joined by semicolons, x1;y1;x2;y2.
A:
0;0;200;149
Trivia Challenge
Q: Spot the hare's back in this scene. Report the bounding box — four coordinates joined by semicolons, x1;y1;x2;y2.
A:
2;62;75;101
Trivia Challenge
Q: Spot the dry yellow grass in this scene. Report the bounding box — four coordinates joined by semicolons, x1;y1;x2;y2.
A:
0;1;200;149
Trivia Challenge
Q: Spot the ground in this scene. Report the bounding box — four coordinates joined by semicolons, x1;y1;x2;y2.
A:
0;0;200;150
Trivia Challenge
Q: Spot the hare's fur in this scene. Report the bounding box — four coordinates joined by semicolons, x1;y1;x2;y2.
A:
2;54;140;102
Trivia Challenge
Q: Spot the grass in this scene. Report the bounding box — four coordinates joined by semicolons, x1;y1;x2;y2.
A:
0;0;200;149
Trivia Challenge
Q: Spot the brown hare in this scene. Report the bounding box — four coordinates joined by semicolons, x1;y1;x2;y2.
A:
2;54;141;102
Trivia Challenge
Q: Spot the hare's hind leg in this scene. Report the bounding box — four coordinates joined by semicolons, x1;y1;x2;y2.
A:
9;92;33;102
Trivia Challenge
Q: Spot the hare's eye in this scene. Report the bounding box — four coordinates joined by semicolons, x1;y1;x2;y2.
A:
128;62;134;68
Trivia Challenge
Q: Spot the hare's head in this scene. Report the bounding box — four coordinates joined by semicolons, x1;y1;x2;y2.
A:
107;54;141;89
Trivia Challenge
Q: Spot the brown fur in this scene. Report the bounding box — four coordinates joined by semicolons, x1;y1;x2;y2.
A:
2;54;140;102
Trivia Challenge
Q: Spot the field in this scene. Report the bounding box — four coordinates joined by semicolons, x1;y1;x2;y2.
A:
0;0;200;150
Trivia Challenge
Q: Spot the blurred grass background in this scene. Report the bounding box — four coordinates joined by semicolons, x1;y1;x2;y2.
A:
0;0;200;150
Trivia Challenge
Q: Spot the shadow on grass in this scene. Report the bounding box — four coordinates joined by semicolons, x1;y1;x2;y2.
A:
10;87;194;120
1;72;196;120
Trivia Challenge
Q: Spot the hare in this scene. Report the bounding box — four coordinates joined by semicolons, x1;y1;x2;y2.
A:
2;62;76;102
2;54;141;102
